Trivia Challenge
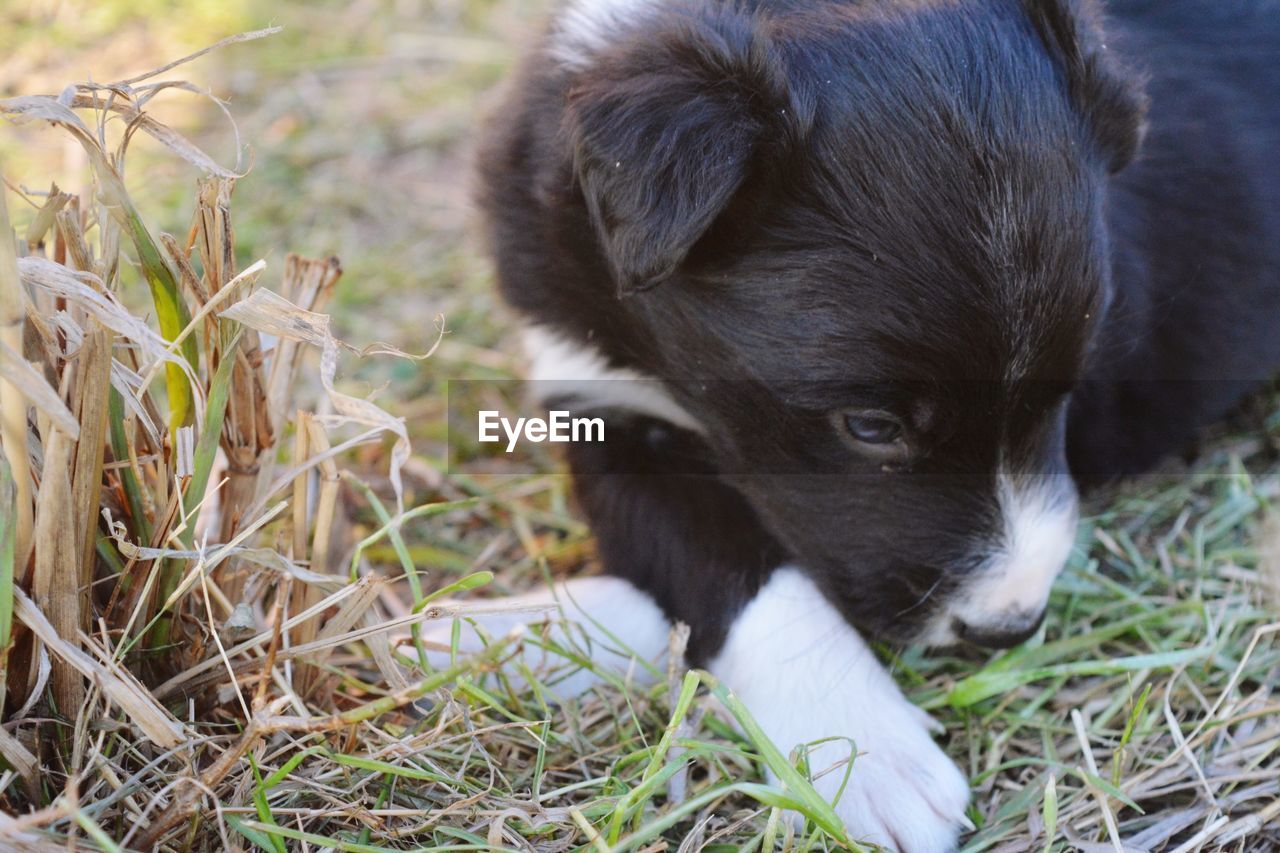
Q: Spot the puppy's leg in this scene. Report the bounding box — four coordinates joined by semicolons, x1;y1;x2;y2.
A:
420;413;783;695
418;575;672;697
565;415;787;664
711;568;971;853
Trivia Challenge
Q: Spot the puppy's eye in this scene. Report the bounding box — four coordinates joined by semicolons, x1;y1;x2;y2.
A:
832;410;913;469
842;414;902;444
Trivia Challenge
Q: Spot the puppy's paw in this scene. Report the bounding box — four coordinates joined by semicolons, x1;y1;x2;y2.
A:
806;703;970;853
709;568;970;853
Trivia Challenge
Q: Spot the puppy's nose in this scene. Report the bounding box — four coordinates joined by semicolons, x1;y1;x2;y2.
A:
956;611;1045;649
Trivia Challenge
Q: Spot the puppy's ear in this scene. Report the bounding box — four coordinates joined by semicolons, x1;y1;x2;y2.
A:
1027;0;1148;173
566;7;803;295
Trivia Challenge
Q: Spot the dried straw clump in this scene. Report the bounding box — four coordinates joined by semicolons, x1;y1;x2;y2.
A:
0;33;487;850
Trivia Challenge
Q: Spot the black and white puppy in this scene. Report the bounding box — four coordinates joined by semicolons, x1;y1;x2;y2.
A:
435;1;1280;849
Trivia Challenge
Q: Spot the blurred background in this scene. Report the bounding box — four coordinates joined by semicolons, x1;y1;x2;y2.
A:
1;0;571;580
1;0;546;367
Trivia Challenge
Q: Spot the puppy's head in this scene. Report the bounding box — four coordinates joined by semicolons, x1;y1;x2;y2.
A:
562;0;1146;646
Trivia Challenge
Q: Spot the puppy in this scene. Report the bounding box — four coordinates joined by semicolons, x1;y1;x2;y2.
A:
440;1;1280;849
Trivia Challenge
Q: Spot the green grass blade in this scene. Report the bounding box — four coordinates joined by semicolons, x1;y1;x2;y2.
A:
1074;768;1143;813
344;474;425;600
611;781;859;853
347;497;480;582
108;388;152;545
248;755;288;853
326;752;461;788
410;571;494;613
120;206;199;431
1113;681;1153;785
71;809;123;853
227;815;288;853
1041;773;1058;852
606;669;702;843
947;647;1211;708
230;822;389;853
705;673;853;845
181;325;243;547
980;603;1199;675
256;746;326;793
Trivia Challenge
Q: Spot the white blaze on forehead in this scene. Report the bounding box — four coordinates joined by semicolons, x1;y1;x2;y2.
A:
523;325;703;432
550;0;662;70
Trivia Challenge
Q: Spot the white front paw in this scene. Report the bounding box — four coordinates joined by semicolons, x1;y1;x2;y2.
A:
796;703;970;852
710;568;971;853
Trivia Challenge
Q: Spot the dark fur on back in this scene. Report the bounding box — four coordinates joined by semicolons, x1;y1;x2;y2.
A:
477;0;1280;658
1070;0;1280;476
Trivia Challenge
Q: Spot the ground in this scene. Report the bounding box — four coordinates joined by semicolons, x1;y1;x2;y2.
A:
2;1;1279;850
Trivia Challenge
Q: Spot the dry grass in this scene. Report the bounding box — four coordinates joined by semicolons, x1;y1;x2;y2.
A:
0;18;1279;853
0;33;513;851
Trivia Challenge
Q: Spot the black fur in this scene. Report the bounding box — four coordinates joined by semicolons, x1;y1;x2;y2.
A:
477;0;1280;654
565;416;785;663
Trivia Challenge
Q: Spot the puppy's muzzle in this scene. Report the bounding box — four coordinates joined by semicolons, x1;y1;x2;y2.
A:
954;609;1046;648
